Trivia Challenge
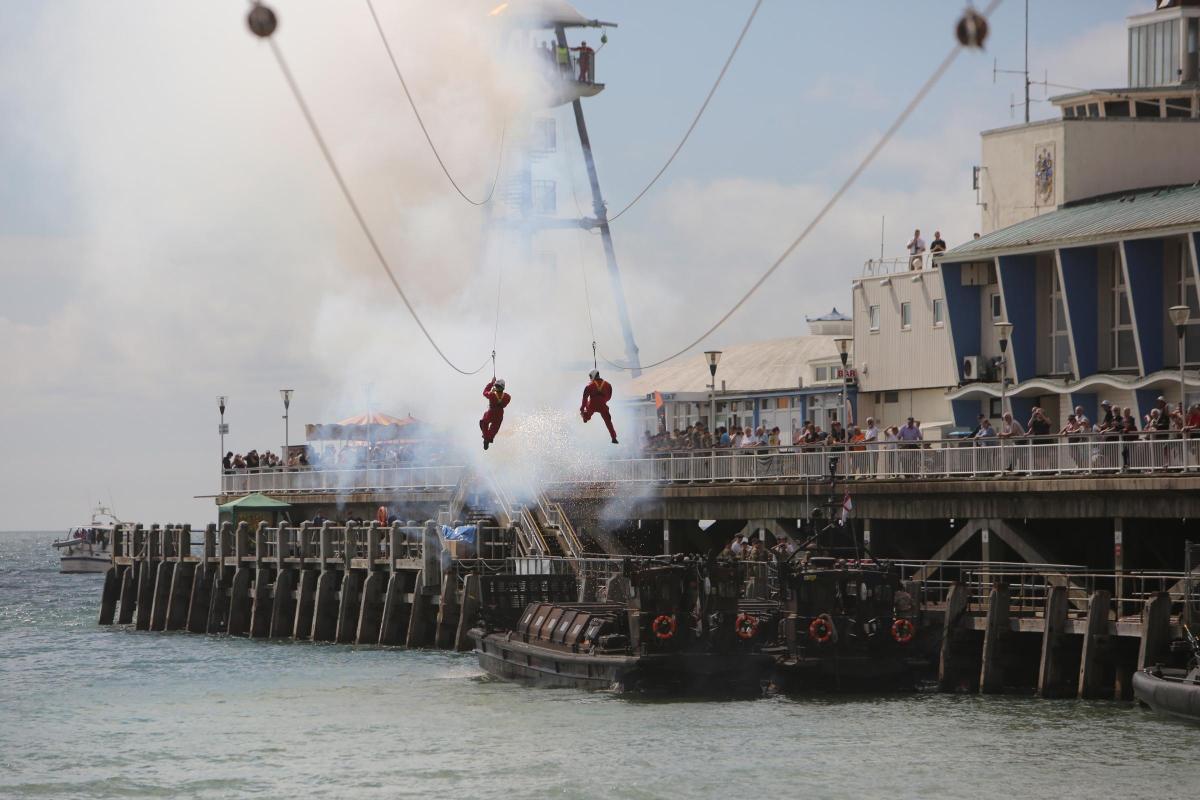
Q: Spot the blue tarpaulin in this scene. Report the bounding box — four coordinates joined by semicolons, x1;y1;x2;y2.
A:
441;524;477;544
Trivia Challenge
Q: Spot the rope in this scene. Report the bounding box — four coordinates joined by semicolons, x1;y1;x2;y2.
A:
606;0;762;224
491;259;504;379
264;34;491;375
364;0;506;206
599;0;1004;371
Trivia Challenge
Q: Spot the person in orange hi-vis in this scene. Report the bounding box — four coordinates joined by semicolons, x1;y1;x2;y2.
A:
580;369;618;444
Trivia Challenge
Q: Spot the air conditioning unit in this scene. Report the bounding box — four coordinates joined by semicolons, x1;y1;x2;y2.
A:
962;355;982;382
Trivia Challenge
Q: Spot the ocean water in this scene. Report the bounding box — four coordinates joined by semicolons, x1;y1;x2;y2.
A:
3;529;1199;800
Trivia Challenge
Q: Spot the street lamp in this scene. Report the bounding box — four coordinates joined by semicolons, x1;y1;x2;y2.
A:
1170;304;1190;412
217;395;229;462
835;337;853;426
704;351;722;434
280;389;294;464
995;321;1013;417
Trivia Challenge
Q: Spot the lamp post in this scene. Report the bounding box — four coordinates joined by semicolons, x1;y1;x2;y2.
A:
280;389;294;463
995;321;1013;417
704;351;722;433
1170;305;1190;413
217;396;228;485
835;337;853;427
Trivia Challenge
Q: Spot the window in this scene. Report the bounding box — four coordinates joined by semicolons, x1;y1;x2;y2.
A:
1111;263;1137;369
869;305;880;331
815;366;828;382
932;299;944;326
884;391;899;404
990;292;1003;321
989;398;1002;418
1175;247;1200;365
1104;100;1130;117
1050;269;1072;375
900;302;912;329
532;117;556;152
531;180;556;214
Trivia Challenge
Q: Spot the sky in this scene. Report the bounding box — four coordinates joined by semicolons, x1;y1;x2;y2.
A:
0;0;1138;530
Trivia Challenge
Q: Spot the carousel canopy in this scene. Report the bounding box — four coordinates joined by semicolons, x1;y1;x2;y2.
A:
305;412;431;443
218;493;292;511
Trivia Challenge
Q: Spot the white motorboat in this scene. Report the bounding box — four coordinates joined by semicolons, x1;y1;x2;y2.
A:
51;505;122;574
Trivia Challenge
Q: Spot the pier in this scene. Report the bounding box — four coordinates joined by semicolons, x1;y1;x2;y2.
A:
97;520;1200;699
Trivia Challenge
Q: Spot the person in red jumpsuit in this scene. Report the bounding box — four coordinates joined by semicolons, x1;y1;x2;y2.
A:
479;378;509;450
580;369;618;444
570;41;594;83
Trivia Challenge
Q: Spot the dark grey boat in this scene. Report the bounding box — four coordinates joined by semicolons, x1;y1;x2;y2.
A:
1133;628;1200;724
470;559;776;694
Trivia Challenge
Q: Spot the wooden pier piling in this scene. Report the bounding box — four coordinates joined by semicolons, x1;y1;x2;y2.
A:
1036;585;1071;698
1138;591;1173;669
978;585;1010;694
1077;589;1113;699
937;582;972;692
454;573;483;652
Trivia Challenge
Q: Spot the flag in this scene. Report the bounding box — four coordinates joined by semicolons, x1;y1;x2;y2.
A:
840;490;853;525
653;391;664;409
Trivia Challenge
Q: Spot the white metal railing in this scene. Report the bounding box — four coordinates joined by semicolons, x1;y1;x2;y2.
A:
862;250;942;277
220;465;465;495
545;434;1200;485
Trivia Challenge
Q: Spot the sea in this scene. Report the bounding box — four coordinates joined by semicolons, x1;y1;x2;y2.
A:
3;529;1199;800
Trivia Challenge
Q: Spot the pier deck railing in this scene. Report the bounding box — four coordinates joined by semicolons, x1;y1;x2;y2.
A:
542;434;1200;485
219;464;465;495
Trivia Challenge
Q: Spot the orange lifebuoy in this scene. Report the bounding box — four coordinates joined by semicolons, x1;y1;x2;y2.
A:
808;616;834;644
652;614;677;640
376;506;388;526
735;613;759;640
891;617;915;645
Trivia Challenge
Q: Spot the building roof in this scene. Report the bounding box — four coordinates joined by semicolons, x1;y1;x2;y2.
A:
805;307;851;322
625;336;840;396
942;184;1200;260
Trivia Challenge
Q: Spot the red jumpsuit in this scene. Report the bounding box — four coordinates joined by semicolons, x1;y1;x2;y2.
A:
580;379;617;441
479;380;510;444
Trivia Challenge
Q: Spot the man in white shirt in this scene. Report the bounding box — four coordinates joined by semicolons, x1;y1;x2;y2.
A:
730;534;745;557
907;228;926;269
999;411;1025;471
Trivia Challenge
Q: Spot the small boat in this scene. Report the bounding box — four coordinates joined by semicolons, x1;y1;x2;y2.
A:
470;558;776;694
51;504;122;574
1133;628;1200;724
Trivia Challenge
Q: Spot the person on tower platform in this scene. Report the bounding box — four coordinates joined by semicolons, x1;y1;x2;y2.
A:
479;378;509;450
571;41;594;83
580;369;618;444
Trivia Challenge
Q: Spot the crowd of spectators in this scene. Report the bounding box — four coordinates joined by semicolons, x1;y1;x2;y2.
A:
718;533;800;562
639;417;930;453
222;442;454;473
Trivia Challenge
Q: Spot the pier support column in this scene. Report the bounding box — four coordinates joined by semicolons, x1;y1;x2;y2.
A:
356;572;385;645
937;582;971;692
1077;589;1113;699
406;570;433;648
98;566;120;625
1114;519;1125;619
148;561;174;632
135;559;156;631
270;568;297;639
226;568;252;637
454;573;483;652
1137;591;1173;669
117;563;137;625
165;561;195;631
311;570;340;642
1037;585;1071;698
978;585;1010;694
335;571;363;644
206;568;232;635
186;566;214;634
434;573;460;649
293;570;318;640
663;519;670;556
248;568;273;639
379;571;412;646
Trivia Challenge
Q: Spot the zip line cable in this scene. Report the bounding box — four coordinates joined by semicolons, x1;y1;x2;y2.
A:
605;0;762;224
597;0;1004;372
491;259;504;379
264;35;492;376
364;0;506;206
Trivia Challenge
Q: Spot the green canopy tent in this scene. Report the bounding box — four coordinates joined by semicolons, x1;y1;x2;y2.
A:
218;493;293;527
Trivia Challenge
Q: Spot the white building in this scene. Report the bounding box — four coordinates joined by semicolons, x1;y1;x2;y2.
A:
625;310;856;440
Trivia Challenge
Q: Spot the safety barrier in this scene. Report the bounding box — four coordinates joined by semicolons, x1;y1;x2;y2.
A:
219;464;465;495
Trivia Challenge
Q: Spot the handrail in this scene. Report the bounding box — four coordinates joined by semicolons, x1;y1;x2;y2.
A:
548;433;1200;485
219;464;465;495
862;250;943;277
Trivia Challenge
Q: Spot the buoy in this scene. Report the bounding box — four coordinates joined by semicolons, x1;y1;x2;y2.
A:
955;9;988;49
247;3;278;38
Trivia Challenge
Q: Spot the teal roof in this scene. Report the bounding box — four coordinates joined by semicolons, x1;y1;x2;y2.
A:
943;184;1200;260
218;493;292;511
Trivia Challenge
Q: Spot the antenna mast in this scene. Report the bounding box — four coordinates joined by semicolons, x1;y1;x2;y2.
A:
993;0;1033;123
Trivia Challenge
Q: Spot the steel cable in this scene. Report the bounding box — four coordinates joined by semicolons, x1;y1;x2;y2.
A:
606;0;763;224
266;36;491;375
598;0;1004;371
364;0;506;206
